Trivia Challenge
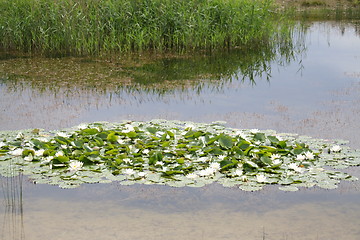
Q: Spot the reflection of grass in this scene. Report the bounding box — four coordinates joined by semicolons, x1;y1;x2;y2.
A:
0;32;305;98
0;0;291;55
1;167;25;240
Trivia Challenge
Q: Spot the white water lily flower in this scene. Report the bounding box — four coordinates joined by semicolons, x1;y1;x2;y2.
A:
198;157;209;162
15;132;24;139
123;158;132;164
330;145;342;152
55;151;64;157
235;169;243;176
155;131;165;137
157;161;165;166
275;135;283;141
35;149;45;156
218;155;226;160
0;142;6;148
272;159;282;165
123;124;135;133
138;172;147;177
185;124;195;130
9;148;23;156
271;154;281;160
256;174;267;183
198;167;215;177
56;132;68;138
36;137;48;142
296;154;306;161
304;151;314;160
253;141;261;145
209;162;221;171
123;168;135;175
289;163;304;173
117;138;125;144
43;156;54;163
77;123;88;130
68;160;83;172
240;175;248;182
142;149;150;154
250;129;260;134
24;154;33;161
186;173;198;179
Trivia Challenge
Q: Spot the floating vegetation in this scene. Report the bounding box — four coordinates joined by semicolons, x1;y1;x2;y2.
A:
0;120;359;191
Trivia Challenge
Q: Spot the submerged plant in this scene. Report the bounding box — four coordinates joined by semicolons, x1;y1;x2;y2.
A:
0;120;359;191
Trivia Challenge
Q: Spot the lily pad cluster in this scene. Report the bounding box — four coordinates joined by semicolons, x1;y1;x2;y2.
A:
0;120;359;191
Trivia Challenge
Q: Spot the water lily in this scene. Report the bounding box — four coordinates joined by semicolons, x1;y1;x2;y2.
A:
24;154;33;161
35;149;45;156
250;129;260;134
123;168;135;175
56;132;68;138
288;163;304;173
235;169;243;176
123;124;134;133
198;167;215;177
209;162;221;171
272;159;282;165
36;137;49;142
138;172;147;177
77;123;88;130
275;135;283;141
186;173;198;179
155;131;165;137
296;154;306;161
123;158;132;164
0;142;6;148
330;145;342;152
68;160;83;172
256;174;267;183
271;154;281;160
304;151;314;160
9;148;23;156
156;161;165;166
142;149;150;154
55;151;64;157
15;132;24;139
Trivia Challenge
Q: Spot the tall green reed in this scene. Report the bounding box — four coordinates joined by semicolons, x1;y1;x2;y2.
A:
0;0;291;55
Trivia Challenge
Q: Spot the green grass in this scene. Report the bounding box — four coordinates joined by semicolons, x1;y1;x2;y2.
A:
0;0;291;56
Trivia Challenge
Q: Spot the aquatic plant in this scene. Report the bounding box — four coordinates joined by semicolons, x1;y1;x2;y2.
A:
0;120;359;191
0;0;292;55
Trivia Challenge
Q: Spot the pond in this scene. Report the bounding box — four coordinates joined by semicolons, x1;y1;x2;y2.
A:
1;20;360;240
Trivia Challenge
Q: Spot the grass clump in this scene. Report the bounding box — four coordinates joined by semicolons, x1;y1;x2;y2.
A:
0;0;290;55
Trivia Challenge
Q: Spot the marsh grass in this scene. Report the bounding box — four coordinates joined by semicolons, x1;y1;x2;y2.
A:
0;0;291;56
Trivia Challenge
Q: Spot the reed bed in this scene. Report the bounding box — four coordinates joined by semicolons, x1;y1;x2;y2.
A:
0;0;290;55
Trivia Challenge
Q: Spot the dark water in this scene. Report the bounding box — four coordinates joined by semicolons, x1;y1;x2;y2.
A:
1;21;360;240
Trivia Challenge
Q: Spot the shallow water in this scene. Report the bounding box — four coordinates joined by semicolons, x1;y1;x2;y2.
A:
1;21;360;240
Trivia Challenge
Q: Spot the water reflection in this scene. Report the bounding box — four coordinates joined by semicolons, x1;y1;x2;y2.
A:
0;178;359;240
0;25;305;98
0;20;360;240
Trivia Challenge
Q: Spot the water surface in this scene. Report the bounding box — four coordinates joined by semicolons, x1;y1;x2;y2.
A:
1;21;360;240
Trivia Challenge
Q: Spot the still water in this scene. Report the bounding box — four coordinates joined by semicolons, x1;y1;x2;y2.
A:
1;21;360;240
